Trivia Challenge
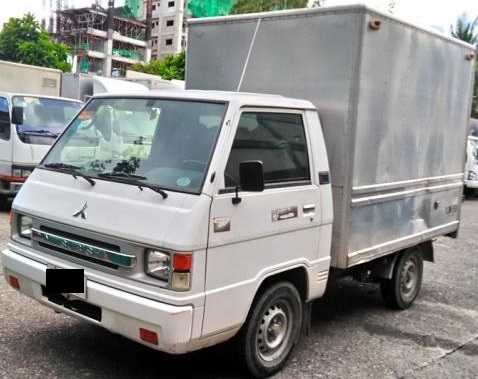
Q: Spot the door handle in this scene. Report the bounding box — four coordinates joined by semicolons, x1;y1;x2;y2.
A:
303;204;315;216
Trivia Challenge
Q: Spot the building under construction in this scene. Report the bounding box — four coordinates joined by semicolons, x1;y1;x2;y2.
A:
50;0;242;75
53;1;150;77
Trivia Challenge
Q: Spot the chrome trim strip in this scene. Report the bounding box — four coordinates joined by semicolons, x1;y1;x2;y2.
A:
32;228;136;268
351;182;463;207
352;173;463;195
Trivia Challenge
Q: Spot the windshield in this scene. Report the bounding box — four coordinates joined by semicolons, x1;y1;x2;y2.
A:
469;138;478;160
13;96;82;145
41;97;226;194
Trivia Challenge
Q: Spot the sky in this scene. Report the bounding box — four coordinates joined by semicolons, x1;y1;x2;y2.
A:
0;0;477;35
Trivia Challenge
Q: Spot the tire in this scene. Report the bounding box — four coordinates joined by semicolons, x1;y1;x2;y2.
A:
238;281;302;378
380;247;423;309
0;195;8;211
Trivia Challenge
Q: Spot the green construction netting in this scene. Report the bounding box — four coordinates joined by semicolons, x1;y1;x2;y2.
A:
124;0;141;18
188;0;237;17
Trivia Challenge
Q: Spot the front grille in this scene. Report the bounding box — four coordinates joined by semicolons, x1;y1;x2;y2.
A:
32;226;136;269
41;226;120;252
39;241;119;269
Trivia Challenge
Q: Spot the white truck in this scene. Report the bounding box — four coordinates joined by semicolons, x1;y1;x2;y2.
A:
0;60;83;207
464;118;478;197
1;5;475;378
0;92;83;208
0;60;63;96
61;73;150;102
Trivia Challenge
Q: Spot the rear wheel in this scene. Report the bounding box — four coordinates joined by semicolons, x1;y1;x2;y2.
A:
238;281;302;378
380;247;423;309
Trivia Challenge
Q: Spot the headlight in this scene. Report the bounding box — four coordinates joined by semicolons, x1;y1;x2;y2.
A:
12;169;31;178
19;215;33;239
145;249;192;290
146;250;171;280
468;171;477;181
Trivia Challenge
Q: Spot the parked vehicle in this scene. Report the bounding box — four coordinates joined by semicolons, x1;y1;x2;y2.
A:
2;5;475;378
0;60;62;96
464;118;478;197
0;93;83;207
61;74;149;102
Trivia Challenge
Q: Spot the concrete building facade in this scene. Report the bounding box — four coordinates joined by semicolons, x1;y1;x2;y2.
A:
142;0;185;59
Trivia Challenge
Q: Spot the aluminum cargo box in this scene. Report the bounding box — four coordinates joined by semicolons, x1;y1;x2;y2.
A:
186;5;476;268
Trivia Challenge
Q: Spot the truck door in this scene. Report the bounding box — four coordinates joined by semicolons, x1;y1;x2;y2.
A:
203;108;323;335
0;96;13;185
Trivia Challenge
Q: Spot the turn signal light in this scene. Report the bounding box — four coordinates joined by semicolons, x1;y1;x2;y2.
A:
173;254;192;271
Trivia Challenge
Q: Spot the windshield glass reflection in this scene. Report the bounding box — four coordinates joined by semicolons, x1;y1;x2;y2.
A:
13;96;82;145
42;97;226;194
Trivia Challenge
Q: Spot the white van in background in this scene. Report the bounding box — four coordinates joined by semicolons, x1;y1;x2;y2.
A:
464;118;478;197
0;93;83;207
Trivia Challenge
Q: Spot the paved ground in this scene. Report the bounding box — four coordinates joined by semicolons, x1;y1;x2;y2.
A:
0;199;476;379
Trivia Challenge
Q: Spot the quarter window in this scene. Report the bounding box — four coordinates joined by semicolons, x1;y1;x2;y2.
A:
225;112;310;188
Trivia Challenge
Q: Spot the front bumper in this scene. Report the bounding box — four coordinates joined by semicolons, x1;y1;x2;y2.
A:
0;179;23;196
2;247;195;353
464;179;478;189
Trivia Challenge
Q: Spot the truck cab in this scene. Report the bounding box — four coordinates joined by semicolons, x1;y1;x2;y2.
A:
0;92;82;207
3;90;332;374
464;118;478;197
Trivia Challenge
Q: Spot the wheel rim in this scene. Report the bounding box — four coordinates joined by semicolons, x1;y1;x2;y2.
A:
256;302;292;362
400;256;418;301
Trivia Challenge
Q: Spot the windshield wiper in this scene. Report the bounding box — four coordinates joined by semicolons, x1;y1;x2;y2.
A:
18;129;59;137
98;172;168;199
43;163;96;186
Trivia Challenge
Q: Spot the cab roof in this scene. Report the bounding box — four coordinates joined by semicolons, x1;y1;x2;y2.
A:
0;92;82;104
90;89;317;110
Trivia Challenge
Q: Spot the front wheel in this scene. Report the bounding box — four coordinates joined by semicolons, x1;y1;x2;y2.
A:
238;281;302;378
0;195;9;211
380;247;423;309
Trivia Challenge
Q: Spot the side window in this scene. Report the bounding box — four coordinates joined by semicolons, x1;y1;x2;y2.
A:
224;112;310;188
0;97;10;141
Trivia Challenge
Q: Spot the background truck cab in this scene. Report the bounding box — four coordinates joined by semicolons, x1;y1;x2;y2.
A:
0;92;82;207
464;118;478;197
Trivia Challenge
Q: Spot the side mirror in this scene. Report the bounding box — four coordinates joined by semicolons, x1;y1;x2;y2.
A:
232;160;265;205
11;106;24;125
240;160;264;192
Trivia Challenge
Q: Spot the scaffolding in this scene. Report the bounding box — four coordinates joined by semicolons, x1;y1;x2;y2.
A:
54;5;148;76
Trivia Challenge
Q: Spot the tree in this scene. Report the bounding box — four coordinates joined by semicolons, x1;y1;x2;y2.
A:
0;13;71;72
450;14;478;118
129;51;185;80
450;13;478;45
231;0;307;14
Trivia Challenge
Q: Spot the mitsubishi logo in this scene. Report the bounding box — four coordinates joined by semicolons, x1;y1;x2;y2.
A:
73;201;88;220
